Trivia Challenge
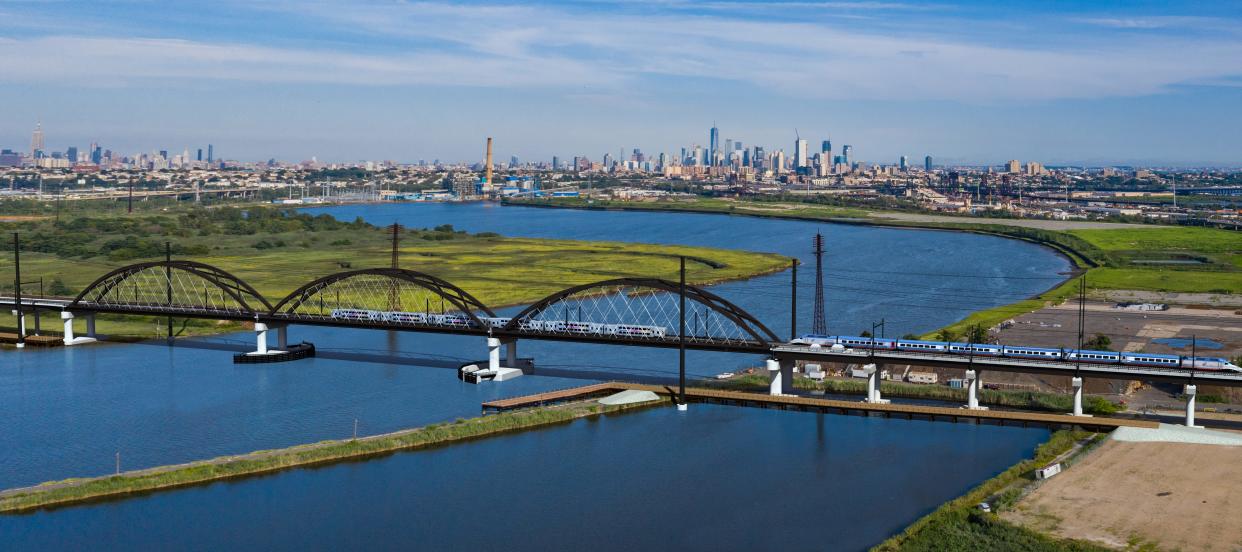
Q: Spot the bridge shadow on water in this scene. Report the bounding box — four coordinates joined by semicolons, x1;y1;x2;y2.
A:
120;336;684;385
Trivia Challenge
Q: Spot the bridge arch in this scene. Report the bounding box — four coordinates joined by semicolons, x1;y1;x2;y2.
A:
70;260;272;315
268;268;496;327
501;278;779;346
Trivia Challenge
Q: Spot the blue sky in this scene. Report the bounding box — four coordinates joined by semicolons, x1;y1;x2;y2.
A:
2;0;1241;166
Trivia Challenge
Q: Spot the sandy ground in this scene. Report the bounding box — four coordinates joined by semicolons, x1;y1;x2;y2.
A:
1004;438;1242;551
871;212;1150;230
988;301;1242;401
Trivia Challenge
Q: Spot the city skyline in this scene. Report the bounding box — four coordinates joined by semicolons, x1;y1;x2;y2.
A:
2;1;1241;165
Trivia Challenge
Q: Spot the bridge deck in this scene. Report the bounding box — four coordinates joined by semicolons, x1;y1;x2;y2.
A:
483;382;1160;431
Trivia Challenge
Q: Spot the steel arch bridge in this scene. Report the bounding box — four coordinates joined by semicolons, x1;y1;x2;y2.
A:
59;261;778;352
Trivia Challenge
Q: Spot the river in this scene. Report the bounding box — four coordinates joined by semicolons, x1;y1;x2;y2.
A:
0;203;1069;550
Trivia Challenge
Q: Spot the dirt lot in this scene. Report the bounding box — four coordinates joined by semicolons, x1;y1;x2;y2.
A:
989;301;1242;401
1005;439;1242;551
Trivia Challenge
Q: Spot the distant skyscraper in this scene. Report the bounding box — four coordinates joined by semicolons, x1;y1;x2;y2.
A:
657;152;667;170
734;141;743;151
197;148;203;162
842;145;852;167
510;155;519;167
572;156;580;171
924;155;933;171
207;144;214;163
742;148;750;167
66;146;78;164
30;122;44;157
1007;159;1021;173
821;140;831;154
709;124;719;166
91;143;102;164
552;156;560;170
899;155;908;171
794;138;808;168
159;150;169;160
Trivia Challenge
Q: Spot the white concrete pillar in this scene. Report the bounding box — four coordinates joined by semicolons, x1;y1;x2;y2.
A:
61;311;75;343
1071;377;1086;417
254;322;269;355
780;359;794;394
864;364;881;403
86;314;96;338
505;339;517;367
1185;385;1199;428
961;370;989;410
276;325;288;350
12;310;24;348
488;337;501;371
767;358;782;395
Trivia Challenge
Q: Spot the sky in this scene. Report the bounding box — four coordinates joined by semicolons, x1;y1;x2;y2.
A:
1;0;1241;166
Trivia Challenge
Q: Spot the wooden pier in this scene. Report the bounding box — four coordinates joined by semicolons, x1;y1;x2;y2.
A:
483;383;1160;431
0;332;63;347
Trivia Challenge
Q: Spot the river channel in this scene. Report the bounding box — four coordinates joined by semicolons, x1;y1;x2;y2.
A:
1;203;1069;550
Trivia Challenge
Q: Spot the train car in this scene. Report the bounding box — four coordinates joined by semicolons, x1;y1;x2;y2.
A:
1001;346;1063;360
563;321;604;334
1182;356;1242;372
428;313;475;328
1065;350;1121;363
331;309;381;322
609;324;668;338
896;339;948;353
835;336;896;350
946;343;1002;356
385;311;428;324
791;334;836;346
480;317;511;328
1120;352;1181;368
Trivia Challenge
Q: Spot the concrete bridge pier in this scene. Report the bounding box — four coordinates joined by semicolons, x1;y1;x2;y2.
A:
276;324;288;350
767;358;793;395
1185;385;1201;428
61;311;97;346
85;314;96;339
253;322;269;355
863;364;889;404
10;310;26;348
505;339;517;367
1069;377;1091;417
964;370;987;410
488;337;501;371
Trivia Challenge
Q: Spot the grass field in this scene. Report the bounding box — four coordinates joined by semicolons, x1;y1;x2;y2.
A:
1;210;789;338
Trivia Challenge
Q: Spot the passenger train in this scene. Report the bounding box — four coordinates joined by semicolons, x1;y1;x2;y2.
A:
791;334;1242;372
329;309;668;338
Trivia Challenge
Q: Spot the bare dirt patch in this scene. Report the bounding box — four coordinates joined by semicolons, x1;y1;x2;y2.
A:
1004;438;1242;551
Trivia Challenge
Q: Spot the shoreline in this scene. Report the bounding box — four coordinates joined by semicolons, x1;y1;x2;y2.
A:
0;399;661;514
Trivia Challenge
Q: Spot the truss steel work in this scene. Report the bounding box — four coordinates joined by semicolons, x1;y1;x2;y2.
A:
69;260;271;317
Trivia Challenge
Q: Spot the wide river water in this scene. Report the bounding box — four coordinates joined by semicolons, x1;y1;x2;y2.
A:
1;203;1070;550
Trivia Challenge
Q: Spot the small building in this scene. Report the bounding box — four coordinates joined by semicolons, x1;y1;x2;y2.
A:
1035;463;1062;480
907;371;938;384
803;363;825;381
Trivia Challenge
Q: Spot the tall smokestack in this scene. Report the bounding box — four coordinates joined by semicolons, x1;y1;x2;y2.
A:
485;137;493;192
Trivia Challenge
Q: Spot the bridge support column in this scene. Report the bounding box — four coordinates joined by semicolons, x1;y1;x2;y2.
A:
60;311;96;345
487;337;501;372
505;339;517;367
10;310;25;348
767;358;782;395
864;364;889;404
276;325;288;350
1069;377;1091;417
254;323;269;355
85;314;96;339
1185;385;1201;428
964;370;987;410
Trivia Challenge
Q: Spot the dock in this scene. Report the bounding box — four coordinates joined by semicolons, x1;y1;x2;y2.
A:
483;382;1160;431
0;333;63;347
